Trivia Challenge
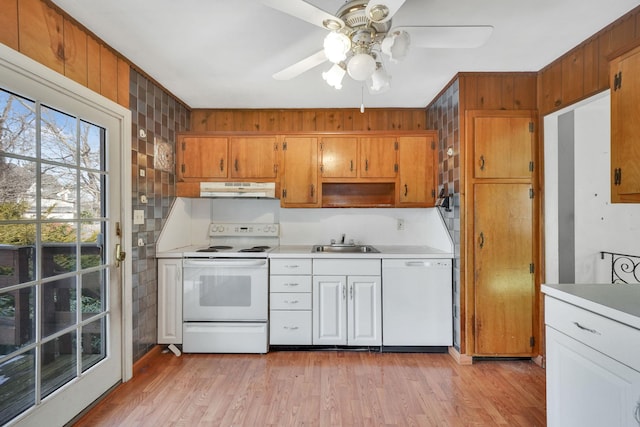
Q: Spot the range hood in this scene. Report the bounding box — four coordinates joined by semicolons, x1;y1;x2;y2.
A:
199;182;276;198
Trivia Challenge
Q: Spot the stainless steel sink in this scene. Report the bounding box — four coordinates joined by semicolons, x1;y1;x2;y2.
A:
311;244;380;253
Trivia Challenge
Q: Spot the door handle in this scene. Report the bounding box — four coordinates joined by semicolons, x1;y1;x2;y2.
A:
404;184;408;197
234;158;239;172
479;232;485;249
219;158;224;172
115;243;126;267
365;159;369;171
350;159;354;172
479;155;485;171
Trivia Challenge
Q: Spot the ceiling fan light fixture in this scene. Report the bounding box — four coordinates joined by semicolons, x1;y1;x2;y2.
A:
322;62;346;89
347;52;376;81
323;31;351;63
367;4;390;23
381;30;410;63
368;63;391;93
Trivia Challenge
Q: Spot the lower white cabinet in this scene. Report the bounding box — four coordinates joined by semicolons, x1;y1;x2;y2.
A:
157;258;182;344
269;258;313;345
545;295;640;427
312;259;381;346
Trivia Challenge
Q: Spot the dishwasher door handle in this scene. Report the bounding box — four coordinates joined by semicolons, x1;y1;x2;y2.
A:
405;261;428;267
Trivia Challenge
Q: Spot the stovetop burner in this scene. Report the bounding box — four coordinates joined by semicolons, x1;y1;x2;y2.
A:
238;246;271;253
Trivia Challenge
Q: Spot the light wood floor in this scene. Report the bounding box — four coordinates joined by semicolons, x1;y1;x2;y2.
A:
73;349;546;426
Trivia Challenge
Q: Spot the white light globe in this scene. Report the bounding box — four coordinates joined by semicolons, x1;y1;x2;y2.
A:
347;53;376;81
323;32;351;63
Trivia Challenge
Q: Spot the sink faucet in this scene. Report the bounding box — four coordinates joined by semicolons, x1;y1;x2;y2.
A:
341;233;346;244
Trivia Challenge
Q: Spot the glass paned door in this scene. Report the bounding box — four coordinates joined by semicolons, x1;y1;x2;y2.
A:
0;71;123;425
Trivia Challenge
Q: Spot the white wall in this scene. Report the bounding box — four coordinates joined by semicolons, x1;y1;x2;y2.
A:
158;198;453;252
544;91;640;284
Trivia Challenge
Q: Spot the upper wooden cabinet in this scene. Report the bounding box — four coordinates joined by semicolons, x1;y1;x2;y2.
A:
359;137;398;178
175;131;437;207
280;136;319;207
320;136;358;178
468;112;534;179
397;135;436;206
610;45;640;203
320;136;397;179
229;136;278;179
178;136;228;179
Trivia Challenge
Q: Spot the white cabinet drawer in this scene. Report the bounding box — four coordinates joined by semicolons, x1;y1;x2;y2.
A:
270;311;312;345
546;296;640;372
270;293;312;310
270;275;312;292
270;259;312;275
313;259;380;276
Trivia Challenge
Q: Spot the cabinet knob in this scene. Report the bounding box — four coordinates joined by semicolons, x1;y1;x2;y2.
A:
479;155;486;171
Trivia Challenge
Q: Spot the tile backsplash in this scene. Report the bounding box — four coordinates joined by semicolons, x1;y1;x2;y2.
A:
426;79;461;350
129;70;189;361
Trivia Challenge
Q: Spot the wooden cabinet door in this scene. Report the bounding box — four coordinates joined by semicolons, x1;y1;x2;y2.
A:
397;136;435;206
470;114;534;179
347;276;382;346
474;183;534;356
313;275;347;345
359;137;397;178
229;136;278;179
320;137;358;178
611;46;640;203
179;136;228;179
281;137;318;207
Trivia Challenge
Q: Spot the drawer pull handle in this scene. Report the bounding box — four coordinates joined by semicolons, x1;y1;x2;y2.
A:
284;283;299;287
284;326;299;330
573;321;601;335
284;300;299;304
285;265;299;269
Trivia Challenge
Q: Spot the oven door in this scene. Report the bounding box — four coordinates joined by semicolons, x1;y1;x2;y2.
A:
183;258;268;321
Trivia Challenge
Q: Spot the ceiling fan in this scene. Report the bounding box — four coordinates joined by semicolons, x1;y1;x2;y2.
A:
263;0;493;93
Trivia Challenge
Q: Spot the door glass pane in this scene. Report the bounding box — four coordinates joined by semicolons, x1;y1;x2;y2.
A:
41;278;76;338
40;105;77;166
81;270;104;317
81;317;105;372
80;171;102;218
41;330;77;399
42;223;78;278
40;165;77;219
0;349;35;425
0;90;36;158
0;157;37;209
80;222;103;268
0;287;35;355
80;120;104;171
0;242;34;285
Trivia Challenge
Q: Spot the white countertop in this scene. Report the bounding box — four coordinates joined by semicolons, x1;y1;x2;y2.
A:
270;245;451;259
542;283;640;330
158;244;454;259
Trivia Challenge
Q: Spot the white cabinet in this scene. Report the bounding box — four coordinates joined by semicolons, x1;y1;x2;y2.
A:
545;294;640;427
269;258;313;345
312;259;381;346
157;258;182;344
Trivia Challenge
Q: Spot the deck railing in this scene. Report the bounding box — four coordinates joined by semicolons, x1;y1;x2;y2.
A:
600;251;640;284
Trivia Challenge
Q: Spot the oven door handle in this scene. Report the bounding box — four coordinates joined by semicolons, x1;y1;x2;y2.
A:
183;259;268;268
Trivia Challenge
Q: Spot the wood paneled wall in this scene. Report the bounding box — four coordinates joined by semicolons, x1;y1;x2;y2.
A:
190;108;427;132
458;72;538;111
0;0;129;108
538;5;640;115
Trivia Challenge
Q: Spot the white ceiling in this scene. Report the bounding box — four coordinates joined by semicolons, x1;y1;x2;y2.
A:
51;0;639;109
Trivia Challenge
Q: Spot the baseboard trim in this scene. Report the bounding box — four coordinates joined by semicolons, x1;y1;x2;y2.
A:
133;345;163;376
448;346;473;365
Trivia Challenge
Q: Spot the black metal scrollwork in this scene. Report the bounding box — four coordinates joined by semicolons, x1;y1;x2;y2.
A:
600;252;640;284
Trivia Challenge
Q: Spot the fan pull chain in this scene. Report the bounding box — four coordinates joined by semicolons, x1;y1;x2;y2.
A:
360;85;365;113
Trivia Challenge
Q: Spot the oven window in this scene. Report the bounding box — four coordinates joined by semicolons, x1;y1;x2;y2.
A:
199;275;251;307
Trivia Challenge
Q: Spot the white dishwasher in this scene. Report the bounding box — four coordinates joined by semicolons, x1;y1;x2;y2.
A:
382;259;453;346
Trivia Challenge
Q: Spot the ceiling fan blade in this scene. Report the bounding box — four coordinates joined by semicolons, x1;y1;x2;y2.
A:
395;26;494;48
366;0;406;23
273;50;328;80
262;0;344;30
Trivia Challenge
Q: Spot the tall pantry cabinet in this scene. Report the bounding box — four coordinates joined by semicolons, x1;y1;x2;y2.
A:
465;110;538;357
